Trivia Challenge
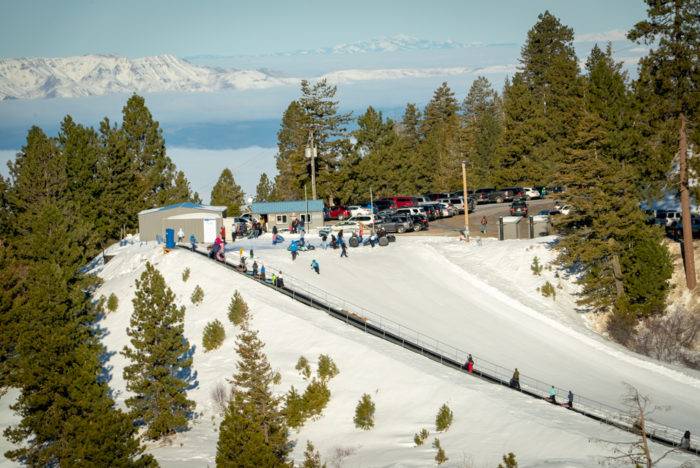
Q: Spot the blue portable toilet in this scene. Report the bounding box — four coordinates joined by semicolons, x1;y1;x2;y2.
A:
165;228;176;248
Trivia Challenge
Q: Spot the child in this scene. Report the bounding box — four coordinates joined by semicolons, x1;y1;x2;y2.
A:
311;259;320;274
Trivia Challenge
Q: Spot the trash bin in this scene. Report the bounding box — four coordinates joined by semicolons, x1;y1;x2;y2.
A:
529;215;550;238
499;216;522;240
165;228;175;249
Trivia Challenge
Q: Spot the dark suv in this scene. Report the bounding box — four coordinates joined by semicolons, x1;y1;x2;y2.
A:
376;214;414;233
501;187;525;202
410;214;430;231
510;199;529;217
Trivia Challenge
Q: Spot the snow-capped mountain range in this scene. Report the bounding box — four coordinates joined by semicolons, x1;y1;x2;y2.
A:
0;52;514;101
0;54;297;100
279;34;481;56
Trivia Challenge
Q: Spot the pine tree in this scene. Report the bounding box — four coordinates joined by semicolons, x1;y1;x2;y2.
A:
228;290;249;326
498;453;518;468
107;292;119;313
122;262;195;439
121;94;178;209
435;403;454;431
273;101;310;200
211;168;244;216
461;77;503;188
216;326;290;466
203;319;226;352
169;170;194;203
353;393;375;430
255;172;274;201
302;440;325;468
628;0;700;290
4;203;153;466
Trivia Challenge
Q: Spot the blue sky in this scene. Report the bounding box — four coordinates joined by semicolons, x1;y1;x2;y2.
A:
1;0;645;58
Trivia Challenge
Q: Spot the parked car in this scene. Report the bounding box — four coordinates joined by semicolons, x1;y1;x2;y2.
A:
396;206;424;217
426;192;452;201
410;213;430;231
330;215;377;234
376;214;414;233
413;196;431;204
347;205;372;217
373;199;394;212
378;196;415;209
501;187;525;202
474;188;496;204
656;210;682;227
666;217;700;240
438;197;466;214
510;199;529;217
523;187;541;200
419;204;439;220
559;205;573;215
327;205;350;220
436;202;454;217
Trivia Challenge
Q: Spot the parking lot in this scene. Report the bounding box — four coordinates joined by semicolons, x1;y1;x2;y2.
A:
405;198;555;238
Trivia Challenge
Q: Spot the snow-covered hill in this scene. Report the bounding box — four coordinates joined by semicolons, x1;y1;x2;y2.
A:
282;34;480;56
0;54;296;100
3;235;697;467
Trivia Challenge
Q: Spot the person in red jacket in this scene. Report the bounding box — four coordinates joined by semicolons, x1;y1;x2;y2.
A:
220;225;226;244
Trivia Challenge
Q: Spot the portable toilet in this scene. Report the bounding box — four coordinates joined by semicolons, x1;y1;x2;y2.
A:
499;216;522;240
165;228;176;248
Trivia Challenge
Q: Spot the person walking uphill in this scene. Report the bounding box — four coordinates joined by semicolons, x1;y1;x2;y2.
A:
480;216;488;235
680;430;691;449
340;241;348;258
177;227;185;243
509;368;520;390
465;354;474;374
548;385;557;404
311;259;320;274
220;225;226;244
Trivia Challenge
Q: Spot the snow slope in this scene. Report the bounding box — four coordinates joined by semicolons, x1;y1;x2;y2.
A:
223;234;700;434
1;238;697;467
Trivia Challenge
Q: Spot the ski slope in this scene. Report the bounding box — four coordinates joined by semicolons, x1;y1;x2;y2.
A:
227;234;700;434
1;236;697;467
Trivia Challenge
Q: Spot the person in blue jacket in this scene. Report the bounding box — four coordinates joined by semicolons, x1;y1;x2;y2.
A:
290;241;299;261
189;233;197;251
548;385;557;404
311;259;319;274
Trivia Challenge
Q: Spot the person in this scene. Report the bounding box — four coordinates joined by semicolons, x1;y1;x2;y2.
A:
189;233;197;251
480;216;488;234
548;385;557;404
290;241;299;261
177;227;185;243
680;430;691;449
466;354;474;374
272;225;278;244
209;241;221;259
337;229;344;244
239;247;244;257
220;226;226;244
369;233;378;248
276;272;285;288
238;255;246;272
260;263;266;281
340;241;348;258
299;229;305;247
271;272;277;286
232;224;238;243
299;218;305;232
252;260;258;277
311;259;319;274
510;368;520;390
291;218;298;234
330;234;338;249
250;248;254;260
321;233;328;250
567;390;574;409
216;247;225;262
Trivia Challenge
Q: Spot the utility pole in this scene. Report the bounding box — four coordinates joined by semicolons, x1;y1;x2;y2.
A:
679;113;696;290
370;186;375;234
461;160;470;241
305;130;318;200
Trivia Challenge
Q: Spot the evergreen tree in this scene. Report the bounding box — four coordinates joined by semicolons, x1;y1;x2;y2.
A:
216;325;290;466
121;94;178;209
4;203;153;466
353;393;375;430
273;101;310;200
498;11;583;184
255;172;274;202
302;440;325;468
169;170;194;203
628;0;700;290
210;168;244;216
461;77;503;188
122;262;195;439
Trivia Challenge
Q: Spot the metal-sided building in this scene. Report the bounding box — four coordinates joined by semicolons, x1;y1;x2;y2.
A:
138;202;227;242
251;200;324;232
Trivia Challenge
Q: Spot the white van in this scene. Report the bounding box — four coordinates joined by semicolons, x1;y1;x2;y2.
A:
438;197;465;214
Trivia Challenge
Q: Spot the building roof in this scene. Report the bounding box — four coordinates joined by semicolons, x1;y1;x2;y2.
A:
252;200;324;214
138;202;227;216
166;212;223;220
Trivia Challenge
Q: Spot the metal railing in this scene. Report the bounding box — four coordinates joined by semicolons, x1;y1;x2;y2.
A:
184;244;697;454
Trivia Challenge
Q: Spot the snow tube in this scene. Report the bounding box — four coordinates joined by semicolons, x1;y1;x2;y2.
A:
349;237;359;248
307;245;315;250
378;237;389;247
387;235;396;243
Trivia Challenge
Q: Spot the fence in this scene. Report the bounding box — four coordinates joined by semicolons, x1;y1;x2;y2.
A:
183;244;697;454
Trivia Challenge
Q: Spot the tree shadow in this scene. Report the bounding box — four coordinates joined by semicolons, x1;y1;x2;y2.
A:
179;343;199;391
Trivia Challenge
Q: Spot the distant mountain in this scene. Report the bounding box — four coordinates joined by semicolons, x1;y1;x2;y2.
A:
286;34;480;56
0;54;296;100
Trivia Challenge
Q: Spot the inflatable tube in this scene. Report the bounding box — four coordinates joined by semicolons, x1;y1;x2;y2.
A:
349;237;360;248
387;235;396;243
378;237;389;247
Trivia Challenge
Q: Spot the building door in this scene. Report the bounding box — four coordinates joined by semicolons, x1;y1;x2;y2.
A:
203;218;217;243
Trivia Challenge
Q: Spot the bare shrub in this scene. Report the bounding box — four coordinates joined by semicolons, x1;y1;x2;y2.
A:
631;306;700;369
211;382;230;415
329;446;356;468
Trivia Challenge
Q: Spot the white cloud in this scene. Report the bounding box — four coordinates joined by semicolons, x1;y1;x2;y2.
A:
575;29;628;43
472;64;518;75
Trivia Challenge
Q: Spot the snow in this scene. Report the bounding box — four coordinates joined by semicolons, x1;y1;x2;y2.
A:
1;235;698;467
